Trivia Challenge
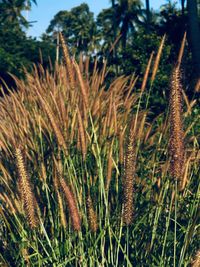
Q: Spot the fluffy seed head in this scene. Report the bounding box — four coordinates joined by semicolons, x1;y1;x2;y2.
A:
191;249;200;267
86;194;98;232
60;178;81;231
169;66;185;187
123;119;137;225
15;147;38;228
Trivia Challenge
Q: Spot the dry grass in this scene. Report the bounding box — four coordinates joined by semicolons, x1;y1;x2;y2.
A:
0;34;199;266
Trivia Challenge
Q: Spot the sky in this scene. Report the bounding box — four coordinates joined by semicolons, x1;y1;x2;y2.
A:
26;0;173;39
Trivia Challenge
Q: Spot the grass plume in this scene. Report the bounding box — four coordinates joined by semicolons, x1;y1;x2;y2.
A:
169;66;185;188
59;177;81;231
191;249;200;267
15;146;38;229
123;118;137;225
151;34;166;83
59;32;75;89
86;193;98;232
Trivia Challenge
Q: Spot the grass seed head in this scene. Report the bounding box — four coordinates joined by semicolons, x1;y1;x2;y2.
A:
123;118;137;225
60;177;81;231
191;249;200;267
59;32;75;89
15;147;38;229
169;66;185;188
86;194;98;232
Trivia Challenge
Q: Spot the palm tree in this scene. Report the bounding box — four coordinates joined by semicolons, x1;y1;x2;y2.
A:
145;0;151;31
116;0;142;49
0;0;36;27
98;0;142;50
110;0;117;41
187;0;200;82
47;4;99;55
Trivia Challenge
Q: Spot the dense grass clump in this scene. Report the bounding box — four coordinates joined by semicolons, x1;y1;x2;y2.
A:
0;34;199;266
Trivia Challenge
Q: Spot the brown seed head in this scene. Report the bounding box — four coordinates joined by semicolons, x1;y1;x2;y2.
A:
15;147;38;228
60;178;81;231
86;194;98;232
59;32;75;89
123;119;137;225
191;249;200;267
151;34;166;83
169;66;185;187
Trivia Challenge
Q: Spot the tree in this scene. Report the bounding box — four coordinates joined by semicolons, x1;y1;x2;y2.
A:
181;0;186;15
97;0;142;50
187;0;200;82
46;3;99;55
0;0;55;92
145;0;151;31
158;1;186;52
114;0;142;49
0;0;37;27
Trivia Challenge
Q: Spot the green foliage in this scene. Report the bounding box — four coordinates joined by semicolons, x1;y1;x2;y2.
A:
47;3;99;55
99;0;143;48
0;0;54;89
0;22;55;83
0;0;37;27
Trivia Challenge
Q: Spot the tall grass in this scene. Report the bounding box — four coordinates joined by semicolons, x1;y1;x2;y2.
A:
0;34;199;266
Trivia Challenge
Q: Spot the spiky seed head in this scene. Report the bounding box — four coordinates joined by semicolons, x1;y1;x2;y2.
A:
60;178;81;231
86;194;98;232
191;249;200;267
123;119;137;225
15;147;38;229
169;66;185;188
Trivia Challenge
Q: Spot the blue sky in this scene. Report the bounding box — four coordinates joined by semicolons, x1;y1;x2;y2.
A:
27;0;175;39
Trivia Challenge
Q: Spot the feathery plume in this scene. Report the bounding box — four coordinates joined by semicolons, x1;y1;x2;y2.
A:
59;32;75;89
106;93;113;131
54;175;67;229
124;75;138;105
60;177;81;231
141;52;154;93
53;159;67;229
73;61;89;110
195;78;200;92
57;191;67;229
177;32;187;69
15;147;38;228
86;193;98;232
191;249;200;267
123;119;137;225
100;59;107;85
77;107;87;160
169;66;185;188
119;126;125;166
106;144;113;191
151;34;166;83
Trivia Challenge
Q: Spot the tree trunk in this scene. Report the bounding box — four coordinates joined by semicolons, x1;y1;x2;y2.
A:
56;31;60;63
187;0;200;82
111;0;115;7
111;0;118;74
181;0;185;16
111;0;116;41
145;0;151;32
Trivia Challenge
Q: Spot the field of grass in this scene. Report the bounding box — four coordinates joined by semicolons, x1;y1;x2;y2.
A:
0;34;199;266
